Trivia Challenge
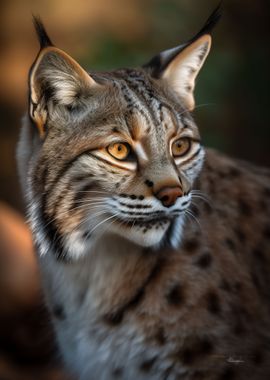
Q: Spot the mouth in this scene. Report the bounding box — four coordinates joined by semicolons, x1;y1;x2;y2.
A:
118;216;171;228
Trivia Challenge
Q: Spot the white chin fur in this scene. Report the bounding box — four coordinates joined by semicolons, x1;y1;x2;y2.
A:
108;221;170;247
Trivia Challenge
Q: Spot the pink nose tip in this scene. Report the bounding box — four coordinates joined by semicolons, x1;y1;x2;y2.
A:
155;186;183;207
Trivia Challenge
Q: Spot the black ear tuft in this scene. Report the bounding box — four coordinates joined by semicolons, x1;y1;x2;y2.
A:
143;3;222;78
32;15;53;49
189;2;222;44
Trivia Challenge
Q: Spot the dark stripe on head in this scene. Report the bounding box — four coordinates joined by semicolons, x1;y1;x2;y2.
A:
47;149;92;195
70;181;97;211
179;147;202;166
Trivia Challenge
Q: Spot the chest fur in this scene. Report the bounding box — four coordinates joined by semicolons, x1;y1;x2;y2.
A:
40;244;188;380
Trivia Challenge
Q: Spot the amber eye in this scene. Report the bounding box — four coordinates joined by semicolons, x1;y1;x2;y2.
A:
172;138;191;157
107;142;131;161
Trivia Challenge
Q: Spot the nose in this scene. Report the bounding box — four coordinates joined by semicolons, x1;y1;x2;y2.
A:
155;186;183;207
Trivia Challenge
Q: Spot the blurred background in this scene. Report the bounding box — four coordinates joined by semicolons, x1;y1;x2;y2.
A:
0;0;269;379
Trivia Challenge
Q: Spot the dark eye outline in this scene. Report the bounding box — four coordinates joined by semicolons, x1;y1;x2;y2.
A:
171;137;191;157
106;142;136;162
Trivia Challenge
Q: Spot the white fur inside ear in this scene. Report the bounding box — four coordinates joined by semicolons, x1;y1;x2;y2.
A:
42;68;84;106
31;47;98;107
162;35;211;110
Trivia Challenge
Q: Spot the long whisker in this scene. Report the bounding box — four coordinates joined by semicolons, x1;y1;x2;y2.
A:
75;190;108;195
185;209;202;232
72;196;108;202
88;213;121;237
178;102;216;118
191;190;212;205
43;202;108;228
67;210;111;245
191;194;212;207
82;213;120;243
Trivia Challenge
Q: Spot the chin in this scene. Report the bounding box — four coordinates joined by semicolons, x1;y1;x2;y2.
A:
109;219;171;248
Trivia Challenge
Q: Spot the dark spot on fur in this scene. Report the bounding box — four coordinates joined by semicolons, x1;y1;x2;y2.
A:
139;357;157;372
166;283;184;306
180;337;214;364
220;279;232;292
238;199;252;217
235;228;246;243
224;238;236;252
115;182;120;189
252;248;266;262
228;167;241;178
181;347;194;364
130;194;137;200
112;127;119;133
112;367;123;377
251;272;260;290
195;252;212;268
182;239;199;254
219;367;235;380
138;195;145;200
203;202;213;214
103;311;124;326
233;281;242;292
154;327;166;345
206;291;221;315
232;319;247;336
145;180;154;187
199;338;214;354
52;305;65;320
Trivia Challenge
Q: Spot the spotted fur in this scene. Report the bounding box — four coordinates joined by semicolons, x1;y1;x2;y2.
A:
17;6;270;380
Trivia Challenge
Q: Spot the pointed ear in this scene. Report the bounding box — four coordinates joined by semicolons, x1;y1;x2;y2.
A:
144;5;221;111
29;17;100;137
161;35;211;111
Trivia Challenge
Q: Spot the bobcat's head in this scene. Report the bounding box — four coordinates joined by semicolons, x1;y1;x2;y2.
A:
19;8;220;260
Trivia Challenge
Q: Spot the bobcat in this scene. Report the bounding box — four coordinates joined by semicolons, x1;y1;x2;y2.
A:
17;6;270;380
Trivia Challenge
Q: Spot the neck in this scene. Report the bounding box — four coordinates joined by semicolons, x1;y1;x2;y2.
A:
39;233;161;320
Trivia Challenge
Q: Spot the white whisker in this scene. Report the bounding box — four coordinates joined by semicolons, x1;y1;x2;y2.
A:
185;209;202;232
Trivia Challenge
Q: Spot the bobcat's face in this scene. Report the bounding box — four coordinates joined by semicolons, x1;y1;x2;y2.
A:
73;79;203;251
31;71;203;259
23;18;211;260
